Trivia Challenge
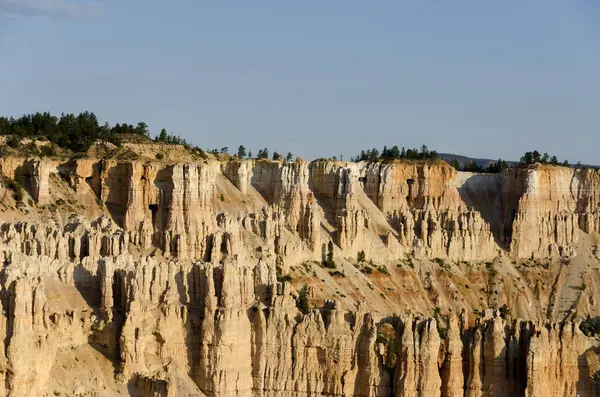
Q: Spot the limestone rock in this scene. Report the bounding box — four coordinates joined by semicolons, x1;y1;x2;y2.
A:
0;155;597;396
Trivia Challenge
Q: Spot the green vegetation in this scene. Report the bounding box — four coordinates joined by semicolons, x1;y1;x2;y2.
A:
322;241;336;269
450;150;577;173
360;266;373;275
154;128;194;149
451;158;509;173
236;145;247;158
485;262;498;279
276;262;293;283
376;324;401;368
376;265;389;275
355;251;389;275
400;253;416;269
1;112;586;172
295;285;310;315
580;316;600;337
5;135;21;148
256;148;269;159
1;174;26;202
4;113;583;174
243;147;294;161
433;258;451;271
519;150;569;167
370;261;389;275
355;251;390;275
352;144;439;162
39;143;57;157
0;111;214;156
0;111;150;152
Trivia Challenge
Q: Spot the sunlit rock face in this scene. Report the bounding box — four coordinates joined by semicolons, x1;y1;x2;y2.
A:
0;155;598;396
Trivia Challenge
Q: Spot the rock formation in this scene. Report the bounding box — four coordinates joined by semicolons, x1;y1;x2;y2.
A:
0;153;598;396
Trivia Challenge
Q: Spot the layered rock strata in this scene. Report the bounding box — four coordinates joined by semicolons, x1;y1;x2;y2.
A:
0;155;598;396
3;157;600;262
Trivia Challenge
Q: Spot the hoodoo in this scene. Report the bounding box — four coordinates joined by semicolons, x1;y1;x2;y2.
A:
0;147;598;396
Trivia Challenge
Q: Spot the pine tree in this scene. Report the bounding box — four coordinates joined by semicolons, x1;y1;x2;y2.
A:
368;148;379;161
295;285;310;315
326;241;335;267
135;122;149;137
541;153;549;164
237;145;247;158
157;128;168;142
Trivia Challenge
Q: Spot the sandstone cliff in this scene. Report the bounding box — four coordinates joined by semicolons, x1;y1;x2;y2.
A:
0;154;598;396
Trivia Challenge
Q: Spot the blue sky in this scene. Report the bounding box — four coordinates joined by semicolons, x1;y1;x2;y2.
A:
1;1;599;162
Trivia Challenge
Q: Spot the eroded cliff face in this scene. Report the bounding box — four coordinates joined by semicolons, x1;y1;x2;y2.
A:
0;155;598;396
507;166;600;259
0;245;597;397
7;157;599;263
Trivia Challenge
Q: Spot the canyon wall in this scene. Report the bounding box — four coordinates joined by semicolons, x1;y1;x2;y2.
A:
0;155;598;396
508;166;600;258
4;157;598;262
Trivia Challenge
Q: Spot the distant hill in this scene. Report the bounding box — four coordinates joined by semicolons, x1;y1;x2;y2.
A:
438;153;517;169
439;153;598;170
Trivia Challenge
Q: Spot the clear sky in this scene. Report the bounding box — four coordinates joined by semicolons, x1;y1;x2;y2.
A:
1;1;599;163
